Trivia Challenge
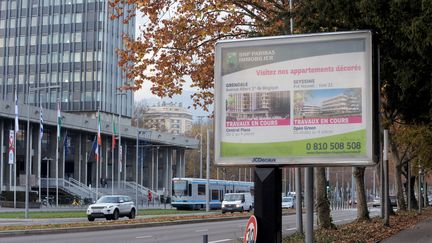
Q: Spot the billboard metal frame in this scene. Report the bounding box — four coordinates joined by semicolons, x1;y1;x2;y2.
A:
214;31;379;167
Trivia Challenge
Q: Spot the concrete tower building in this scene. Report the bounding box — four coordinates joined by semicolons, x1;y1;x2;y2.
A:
0;0;134;118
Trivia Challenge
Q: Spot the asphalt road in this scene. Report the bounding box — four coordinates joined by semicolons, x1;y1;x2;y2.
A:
0;208;380;243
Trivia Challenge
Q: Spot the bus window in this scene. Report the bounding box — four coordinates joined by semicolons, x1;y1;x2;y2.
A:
188;183;192;196
198;184;206;195
172;180;188;196
211;190;219;200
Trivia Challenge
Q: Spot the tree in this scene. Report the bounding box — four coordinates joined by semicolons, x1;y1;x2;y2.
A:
295;0;432;219
111;0;432;227
109;0;333;229
109;0;295;111
354;167;369;221
393;124;432;209
315;168;335;229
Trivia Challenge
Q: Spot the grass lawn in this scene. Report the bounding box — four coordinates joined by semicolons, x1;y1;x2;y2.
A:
0;209;198;219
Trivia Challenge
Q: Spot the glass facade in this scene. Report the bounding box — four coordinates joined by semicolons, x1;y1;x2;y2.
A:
0;0;134;117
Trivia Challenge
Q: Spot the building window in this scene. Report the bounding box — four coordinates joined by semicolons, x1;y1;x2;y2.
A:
31;16;38;27
73;32;81;42
75;13;82;23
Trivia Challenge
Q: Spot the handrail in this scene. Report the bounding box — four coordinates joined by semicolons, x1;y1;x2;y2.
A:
41;178;102;200
125;181;159;197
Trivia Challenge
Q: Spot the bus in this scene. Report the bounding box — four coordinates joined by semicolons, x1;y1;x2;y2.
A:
171;178;254;210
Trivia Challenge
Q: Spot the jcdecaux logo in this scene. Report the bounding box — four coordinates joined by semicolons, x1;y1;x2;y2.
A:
252;157;276;163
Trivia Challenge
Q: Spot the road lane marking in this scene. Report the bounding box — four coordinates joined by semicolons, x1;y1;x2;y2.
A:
209;239;232;243
195;229;209;232
136;235;153;239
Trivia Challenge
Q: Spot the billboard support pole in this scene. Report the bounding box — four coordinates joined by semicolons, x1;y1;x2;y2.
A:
254;167;281;243
383;130;389;226
295;168;303;234
305;167;314;243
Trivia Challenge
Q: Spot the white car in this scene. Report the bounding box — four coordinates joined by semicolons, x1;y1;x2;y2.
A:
282;196;294;209
87;195;136;221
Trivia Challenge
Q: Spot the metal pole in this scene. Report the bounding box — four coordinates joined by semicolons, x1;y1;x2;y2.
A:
0;120;3;195
124;144;127;185
85;151;88;186
305;167;314;243
135;131;139;207
56;122;59;207
25;111;30;218
62;131;65;184
166;149;169;197
141;146;144;187
199;116;203;178
295;168;303;234
407;161;411;210
151;148;154;190
78;134;81;189
384;129;389;226
46;159;49;205
24;87;30;215
156;147;159;193
351;167;355;208
206;128;210;212
96;139;99;200
118;98;122;188
105;141;108;179
13;90;17;209
111;134;114;195
418;166;422;214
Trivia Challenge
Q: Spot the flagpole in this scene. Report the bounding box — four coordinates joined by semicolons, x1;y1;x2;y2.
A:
62;132;65;188
111;117;115;195
62;130;66;185
14;89;18;209
38;117;42;203
56;99;60;207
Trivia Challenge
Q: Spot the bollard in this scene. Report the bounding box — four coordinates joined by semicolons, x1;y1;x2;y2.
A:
202;234;208;243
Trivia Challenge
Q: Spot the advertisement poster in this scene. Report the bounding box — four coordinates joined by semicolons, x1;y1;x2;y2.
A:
215;31;377;166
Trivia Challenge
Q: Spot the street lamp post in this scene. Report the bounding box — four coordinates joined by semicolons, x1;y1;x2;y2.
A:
136;130;139;207
116;92;127;188
198;116;204;178
206;128;212;212
25;85;59;218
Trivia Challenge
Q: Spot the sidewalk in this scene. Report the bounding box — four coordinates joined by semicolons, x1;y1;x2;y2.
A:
382;219;432;243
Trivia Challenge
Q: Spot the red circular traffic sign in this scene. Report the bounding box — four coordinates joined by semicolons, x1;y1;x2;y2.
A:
244;215;258;243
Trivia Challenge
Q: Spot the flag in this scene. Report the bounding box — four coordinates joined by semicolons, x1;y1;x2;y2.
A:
64;130;69;158
14;90;19;133
112;118;116;149
88;136;97;161
57;100;61;141
96;112;101;161
39;105;43;138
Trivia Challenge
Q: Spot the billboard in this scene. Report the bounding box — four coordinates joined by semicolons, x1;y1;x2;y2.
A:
214;31;379;166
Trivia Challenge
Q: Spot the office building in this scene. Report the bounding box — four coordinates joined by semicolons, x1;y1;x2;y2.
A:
0;0;134;118
141;102;193;135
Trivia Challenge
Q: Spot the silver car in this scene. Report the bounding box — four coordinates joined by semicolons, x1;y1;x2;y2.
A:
87;195;136;221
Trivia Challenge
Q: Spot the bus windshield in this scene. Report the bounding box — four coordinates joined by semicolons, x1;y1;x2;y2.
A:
224;194;244;201
172;180;188;196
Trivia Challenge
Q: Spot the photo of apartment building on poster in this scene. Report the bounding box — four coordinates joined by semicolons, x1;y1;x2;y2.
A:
214;31;376;166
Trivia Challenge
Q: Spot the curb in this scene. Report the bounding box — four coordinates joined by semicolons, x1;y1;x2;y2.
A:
0;215;251;237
